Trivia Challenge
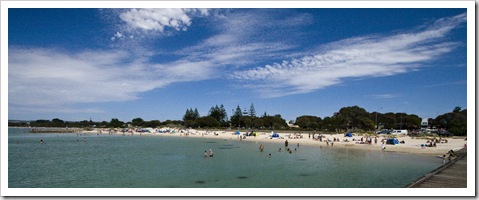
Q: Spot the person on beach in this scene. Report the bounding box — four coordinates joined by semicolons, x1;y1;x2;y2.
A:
442;155;446;164
381;143;386;150
209;149;214;157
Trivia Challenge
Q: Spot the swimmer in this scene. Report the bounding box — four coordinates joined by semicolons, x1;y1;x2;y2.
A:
268;153;272;157
39;139;44;144
83;138;87;142
204;151;208;157
278;148;282;152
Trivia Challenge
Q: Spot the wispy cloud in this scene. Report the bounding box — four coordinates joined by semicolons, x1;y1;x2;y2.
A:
233;12;466;98
365;94;398;99
8;48;216;111
175;9;312;65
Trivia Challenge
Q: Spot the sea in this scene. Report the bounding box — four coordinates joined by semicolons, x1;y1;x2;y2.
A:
8;128;442;188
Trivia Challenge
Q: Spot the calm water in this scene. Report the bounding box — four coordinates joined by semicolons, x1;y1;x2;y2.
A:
8;128;442;188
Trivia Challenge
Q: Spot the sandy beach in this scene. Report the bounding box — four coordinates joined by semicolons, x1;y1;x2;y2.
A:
85;128;467;156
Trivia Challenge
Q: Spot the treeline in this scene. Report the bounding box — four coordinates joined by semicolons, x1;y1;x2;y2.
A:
8;105;467;136
183;104;287;130
8;118;183;129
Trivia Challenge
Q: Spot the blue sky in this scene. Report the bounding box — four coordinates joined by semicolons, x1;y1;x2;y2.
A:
7;7;468;122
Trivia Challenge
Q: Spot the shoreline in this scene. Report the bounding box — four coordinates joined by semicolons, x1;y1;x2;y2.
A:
80;128;466;156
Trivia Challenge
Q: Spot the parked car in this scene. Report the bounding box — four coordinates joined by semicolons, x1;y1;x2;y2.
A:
390;130;408;135
437;129;453;137
376;129;391;134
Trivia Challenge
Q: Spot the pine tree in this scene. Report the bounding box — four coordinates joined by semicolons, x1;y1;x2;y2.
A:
249;103;256;117
231;105;243;127
194;108;200;119
220;104;228;122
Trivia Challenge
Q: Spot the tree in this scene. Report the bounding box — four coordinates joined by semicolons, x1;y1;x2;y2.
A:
253;118;264;129
193;108;200;119
432;107;467;136
249;103;256;117
219;104;228;123
322;116;336;132
109;118;124;128
195;116;220;128
239;116;253;128
183;108;200;121
144;120;161;128
295;115;322;130
208;104;228;124
336;106;374;131
231;105;243;127
51;118;64;127
131;117;145;127
261;115;288;130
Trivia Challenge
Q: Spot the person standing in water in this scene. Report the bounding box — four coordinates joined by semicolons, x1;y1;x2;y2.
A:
259;144;264;152
204;151;208;157
209;149;214;157
285;140;289;147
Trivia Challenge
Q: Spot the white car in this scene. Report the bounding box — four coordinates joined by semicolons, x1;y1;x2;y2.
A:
390;130;408;135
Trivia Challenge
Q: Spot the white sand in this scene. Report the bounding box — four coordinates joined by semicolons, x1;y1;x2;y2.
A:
85;128;467;156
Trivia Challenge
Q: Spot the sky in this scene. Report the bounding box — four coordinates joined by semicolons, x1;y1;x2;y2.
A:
7;7;468;122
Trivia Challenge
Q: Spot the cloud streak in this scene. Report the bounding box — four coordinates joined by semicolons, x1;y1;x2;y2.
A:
233;13;466;98
8;48;216;111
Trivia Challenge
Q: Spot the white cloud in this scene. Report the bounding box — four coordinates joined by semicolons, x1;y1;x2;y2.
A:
366;94;398;99
119;8;209;33
174;9;307;68
233;13;466;98
8;48;215;112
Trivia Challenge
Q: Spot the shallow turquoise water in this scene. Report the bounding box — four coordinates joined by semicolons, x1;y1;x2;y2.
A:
8;128;441;188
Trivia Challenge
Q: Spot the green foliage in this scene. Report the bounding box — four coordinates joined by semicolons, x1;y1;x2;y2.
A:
194;116;220;128
295;115;322;130
249;103;256;117
109;118;124;128
131;117;145;127
183;108;200;121
230;105;243;127
432;107;467;136
208;104;228;124
261;115;288;130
